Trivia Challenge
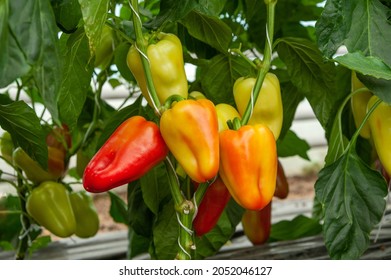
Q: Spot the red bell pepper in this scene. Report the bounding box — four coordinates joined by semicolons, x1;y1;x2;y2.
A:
193;176;231;236
83;116;169;193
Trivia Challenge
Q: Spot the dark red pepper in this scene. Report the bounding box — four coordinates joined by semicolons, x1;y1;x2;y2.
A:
83;116;169;193
274;160;289;199
241;201;272;245
193;177;231;236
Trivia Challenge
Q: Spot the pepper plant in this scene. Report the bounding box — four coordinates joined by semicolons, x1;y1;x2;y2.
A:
0;0;390;260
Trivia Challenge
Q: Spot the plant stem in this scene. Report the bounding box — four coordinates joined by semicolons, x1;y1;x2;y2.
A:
15;171;30;260
164;158;195;260
129;0;161;115
240;1;277;126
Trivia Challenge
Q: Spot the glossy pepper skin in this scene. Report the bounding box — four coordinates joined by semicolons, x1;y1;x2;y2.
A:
83;116;168;193
13;147;60;183
242;201;272;245
126;33;188;106
233;73;283;139
160;99;219;183
219;124;277;210
69;191;100;238
274;160;289;199
367;96;391;175
351;71;372;139
26;181;76;238
193;177;231;236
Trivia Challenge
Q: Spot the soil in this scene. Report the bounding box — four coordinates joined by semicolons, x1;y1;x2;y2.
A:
92;173;318;234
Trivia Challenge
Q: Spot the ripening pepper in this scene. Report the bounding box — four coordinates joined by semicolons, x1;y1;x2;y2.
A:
215;103;241;132
233;73;283;139
219;124;277;210
242;201;272;245
13;147;60;183
69;191;100;238
126;33;188;106
367;96;391;175
83;116;169;193
351;71;372;139
274;160;289;199
160;99;219;183
26;181;76;238
193;176;231;236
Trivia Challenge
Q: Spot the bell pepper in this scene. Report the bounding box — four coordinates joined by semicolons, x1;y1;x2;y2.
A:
26;181;76;238
69;191;100;238
375;159;390;185
1;131;14;162
83;116;169;193
274;160;289;199
126;33;188;106
351;71;372;139
367;96;391;175
46;124;72;177
13;147;61;183
219;124;277;210
193;176;231;236
215;103;241;132
94;25;114;68
160;99;219;183
241;201;272;245
233;73;283;139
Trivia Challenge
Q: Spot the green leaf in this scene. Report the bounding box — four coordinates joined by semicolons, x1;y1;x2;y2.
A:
145;0;196;29
357;74;391;104
128;182;154;237
317;0;391;67
277;37;342;127
315;146;388;259
277;130;310;160
270;215;322;241
109;191;128;225
78;0;109;56
334;52;391;80
180;10;232;54
152;200;178;260
279;81;305;140
128;228;150;259
0;101;48;168
58;29;94;130
114;42;134;82
28;236;51;257
0;0;30;87
0;195;22;244
51;0;82;33
195;199;244;259
200;54;256;105
140;163;171;215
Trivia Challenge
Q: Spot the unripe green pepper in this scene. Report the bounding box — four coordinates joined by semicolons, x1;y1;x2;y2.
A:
13;147;60;183
351;71;372;139
26;181;76;238
69;191;100;238
233;73;283;139
126;33;188;106
367;96;391;175
1;131;14;162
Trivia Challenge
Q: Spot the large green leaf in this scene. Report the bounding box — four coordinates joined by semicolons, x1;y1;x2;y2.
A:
0;0;30;87
270;215;322;241
58;29;94;130
78;0;109;56
200;54;256;105
317;0;391;67
109;191;128;225
276;37;344;127
180;10;232;54
277;130;310;160
0;101;48;168
315;146;388;259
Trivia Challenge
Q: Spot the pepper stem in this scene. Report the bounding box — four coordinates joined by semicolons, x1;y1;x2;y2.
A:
240;0;277;126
